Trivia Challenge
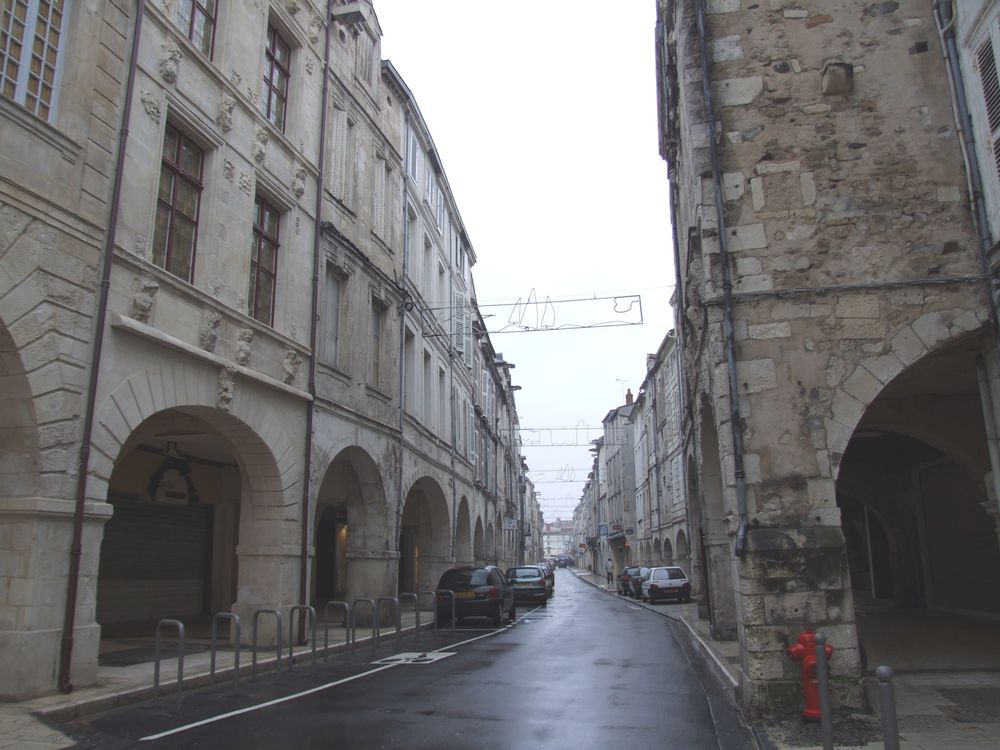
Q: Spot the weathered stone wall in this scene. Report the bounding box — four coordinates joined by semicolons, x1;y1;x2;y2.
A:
662;0;994;716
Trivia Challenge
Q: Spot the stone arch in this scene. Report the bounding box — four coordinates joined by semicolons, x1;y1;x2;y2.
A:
663;537;674;564
399;476;450;593
698;395;738;639
0;322;40;500
676;529;690;568
313;445;390;606
825;312;988;479
455;496;472;565
473;516;485;562
653;538;662;563
486;519;496;562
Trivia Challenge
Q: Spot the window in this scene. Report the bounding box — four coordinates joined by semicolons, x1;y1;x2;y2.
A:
328;106;356;206
0;0;66;120
153;124;204;282
369;298;384;388
423;351;432;424
965;7;1000;237
406;129;421;182
250;195;279;325
261;24;291;131
438;367;447;436
404;203;418;272
404;328;416;411
372;156;390;239
323;267;342;364
355;29;377;89
176;0;216;57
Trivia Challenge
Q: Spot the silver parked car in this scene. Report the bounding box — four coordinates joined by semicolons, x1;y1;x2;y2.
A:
640;566;691;604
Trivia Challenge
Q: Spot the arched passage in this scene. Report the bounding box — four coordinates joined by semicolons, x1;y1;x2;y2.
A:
653;538;662;564
663;537;674;564
676;529;689;568
455;497;472;565
836;331;1000;670
399;477;450;593
473;517;485;562
313;446;389;606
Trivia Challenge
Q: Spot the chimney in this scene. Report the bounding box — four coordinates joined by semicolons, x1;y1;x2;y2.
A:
625;388;633;405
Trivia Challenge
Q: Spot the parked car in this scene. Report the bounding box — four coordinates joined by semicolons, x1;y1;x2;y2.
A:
617;565;646;597
436;566;516;626
641;566;691;603
535;560;555;592
505;565;551;604
628;566;651;599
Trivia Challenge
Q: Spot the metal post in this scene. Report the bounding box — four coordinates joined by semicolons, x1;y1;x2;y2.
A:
209;613;241;692
417;591;436;638
352;599;377;650
436;589;455;631
322;601;352;657
814;632;834;750
251;609;283;679
876;666;900;750
287;605;317;668
399;593;418;637
376;596;401;640
153;619;185;712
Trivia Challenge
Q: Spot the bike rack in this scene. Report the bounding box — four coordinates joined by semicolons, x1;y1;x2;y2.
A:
153;619;185;712
322;601;352;657
351;598;376;650
287;605;317;668
417;591;436;637
251;608;283;678
209;612;241;691
375;596;400;642
435;589;456;631
399;593;417;637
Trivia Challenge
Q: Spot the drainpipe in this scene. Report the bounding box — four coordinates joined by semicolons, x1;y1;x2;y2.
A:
59;0;147;693
299;0;335;612
694;0;749;556
395;114;411;589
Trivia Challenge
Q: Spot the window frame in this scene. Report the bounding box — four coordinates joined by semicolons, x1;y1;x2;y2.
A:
261;22;292;132
0;0;69;121
323;265;344;365
249;193;280;326
153;122;205;283
176;0;217;59
369;296;386;389
961;3;1000;239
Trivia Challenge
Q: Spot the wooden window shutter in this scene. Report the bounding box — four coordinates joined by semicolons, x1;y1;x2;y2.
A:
329;107;347;198
977;27;1000;185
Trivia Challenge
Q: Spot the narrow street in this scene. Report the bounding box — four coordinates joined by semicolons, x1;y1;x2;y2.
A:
65;571;755;750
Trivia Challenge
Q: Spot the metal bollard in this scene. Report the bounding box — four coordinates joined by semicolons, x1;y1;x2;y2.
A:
210;613;241;692
399;593;418;637
876;666;900;750
287;605;317;668
352;598;377;650
251;609;283;678
153;619;185;712
814;632;834;750
323;601;352;657
375;597;400;642
435;589;456;631
417;591;436;637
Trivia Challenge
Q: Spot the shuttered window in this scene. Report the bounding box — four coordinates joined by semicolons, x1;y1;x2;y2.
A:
967;9;1000;237
328;105;355;206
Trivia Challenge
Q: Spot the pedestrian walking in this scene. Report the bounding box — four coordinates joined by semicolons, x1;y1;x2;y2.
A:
605;557;614;586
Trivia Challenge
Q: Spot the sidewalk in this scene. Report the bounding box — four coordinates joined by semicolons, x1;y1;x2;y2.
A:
571;568;1000;750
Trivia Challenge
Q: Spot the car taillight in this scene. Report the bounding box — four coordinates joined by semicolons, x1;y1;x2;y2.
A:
649;583;659;589
486;586;498;598
535;578;545;585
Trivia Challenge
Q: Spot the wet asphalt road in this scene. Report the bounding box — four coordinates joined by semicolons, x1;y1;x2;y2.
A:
67;571;754;749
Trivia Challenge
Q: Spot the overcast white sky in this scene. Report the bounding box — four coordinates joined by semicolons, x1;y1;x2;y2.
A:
376;1;675;523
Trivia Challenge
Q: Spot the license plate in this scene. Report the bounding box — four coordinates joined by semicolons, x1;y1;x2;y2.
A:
514;583;532;587
455;591;475;598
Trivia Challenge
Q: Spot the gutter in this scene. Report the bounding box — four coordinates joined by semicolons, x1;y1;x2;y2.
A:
694;0;749;556
299;0;335;613
58;0;147;693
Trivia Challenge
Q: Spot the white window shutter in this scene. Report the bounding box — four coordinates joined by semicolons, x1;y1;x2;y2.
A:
373;159;386;237
454;298;466;353
977;29;1000;186
329;108;347;199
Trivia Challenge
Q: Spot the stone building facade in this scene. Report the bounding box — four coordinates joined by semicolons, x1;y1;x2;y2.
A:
0;0;528;700
656;0;1000;715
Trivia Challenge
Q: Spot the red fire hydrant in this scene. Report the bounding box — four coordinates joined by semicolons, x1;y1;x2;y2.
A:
787;629;834;720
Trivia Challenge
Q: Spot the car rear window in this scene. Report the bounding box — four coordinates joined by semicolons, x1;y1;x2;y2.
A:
508;567;542;578
439;569;490;587
651;569;669;580
667;568;687;580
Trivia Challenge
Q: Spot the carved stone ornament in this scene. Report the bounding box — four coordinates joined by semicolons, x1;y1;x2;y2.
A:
239;172;253;195
199;310;223;351
308;13;325;45
159;41;182;84
292;164;306;198
129;276;160;323
217;95;235;132
217;365;236;411
223;158;235;182
140;90;161;123
135;233;148;259
235;327;254;366
252;128;268;164
284;0;300;15
305;56;314;75
283;349;302;384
